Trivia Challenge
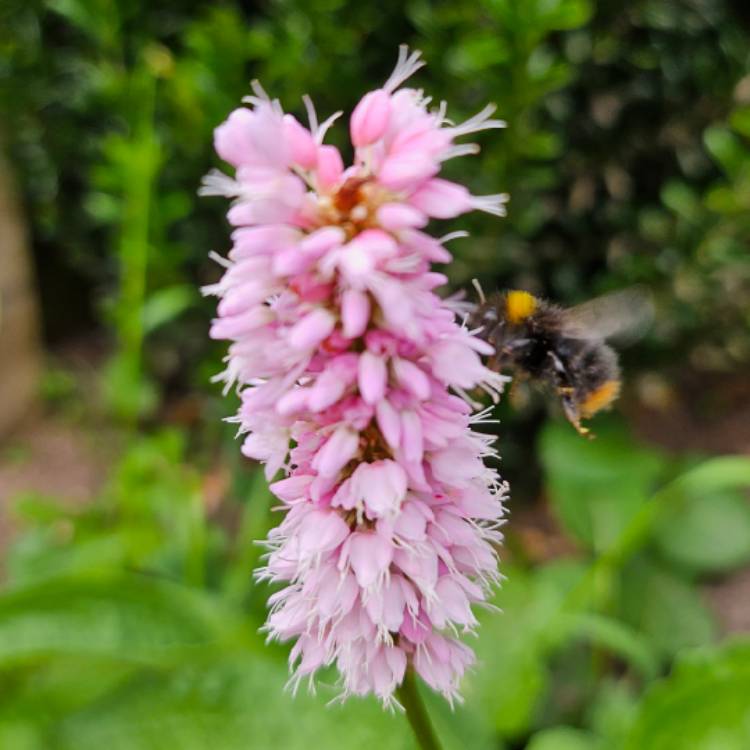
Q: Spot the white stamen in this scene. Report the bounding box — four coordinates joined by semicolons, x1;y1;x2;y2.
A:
315;110;344;144
450;104;507;137
440;143;480;161
440;230;469;244
384;45;425;93
251;79;270;101
198;169;241;197
471;193;510;217
471;277;486;304
303;94;319;134
208;250;232;269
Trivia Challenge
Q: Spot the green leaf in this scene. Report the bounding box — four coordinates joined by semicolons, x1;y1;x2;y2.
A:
704;126;747;180
729;106;750;138
653;487;750;574
141;285;196;334
540;421;665;551
0;573;252;667
660;180;700;221
465;566;548;736
585;679;639;750
624;641;750;750
538;0;593;31
51;655;421;750
466;560;586;736
656;456;750;499
559;612;659;679
527;726;601;750
616;558;716;659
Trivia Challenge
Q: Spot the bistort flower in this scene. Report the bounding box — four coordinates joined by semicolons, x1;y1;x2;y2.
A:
203;46;509;707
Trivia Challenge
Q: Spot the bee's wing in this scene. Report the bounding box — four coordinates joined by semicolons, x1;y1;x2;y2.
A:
559;286;654;343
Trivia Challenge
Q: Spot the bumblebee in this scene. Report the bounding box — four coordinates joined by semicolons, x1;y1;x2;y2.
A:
468;287;653;436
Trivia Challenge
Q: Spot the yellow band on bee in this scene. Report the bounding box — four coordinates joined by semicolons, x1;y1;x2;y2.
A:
505;290;537;324
580;380;621;418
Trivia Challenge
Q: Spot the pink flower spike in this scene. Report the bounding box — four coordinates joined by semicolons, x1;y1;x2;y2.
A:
350;89;392;147
204;44;509;708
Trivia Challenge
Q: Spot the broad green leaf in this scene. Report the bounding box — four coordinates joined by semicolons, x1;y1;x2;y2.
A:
540;421;665;551
660;180;699;221
0;573;253;666
653;488;750;573
656;456;750;499
624;641;750;750
616;558;716;659
703;126;746;180
729;106;750;138
141;285;196;334
585;679;639;750
52;655;420;750
465;565;548;736
558;613;659;679
466;560;586;736
527;726;601;750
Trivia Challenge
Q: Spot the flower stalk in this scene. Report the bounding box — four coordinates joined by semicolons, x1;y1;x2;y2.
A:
398;669;443;750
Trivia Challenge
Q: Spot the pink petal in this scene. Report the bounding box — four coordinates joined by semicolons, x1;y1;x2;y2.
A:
341;289;371;338
378;152;439;190
408;178;473;219
269;474;313;502
358;351;388;405
350;89;392;147
348;532;393;588
297;509;350;556
312;427;360;477
283;114;318;169
288;308;336;350
376;399;401;449
400;410;423;463
316;145;344;189
376;202;428;230
392;358;431;400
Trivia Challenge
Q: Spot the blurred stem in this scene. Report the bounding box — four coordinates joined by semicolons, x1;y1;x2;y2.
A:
222;467;275;608
184;482;206;588
112;61;159;425
397;670;443;750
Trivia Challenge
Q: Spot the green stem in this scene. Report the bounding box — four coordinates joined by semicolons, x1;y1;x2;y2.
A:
397;670;443;750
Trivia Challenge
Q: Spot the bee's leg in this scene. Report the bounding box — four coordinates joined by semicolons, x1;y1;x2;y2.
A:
547;351;592;438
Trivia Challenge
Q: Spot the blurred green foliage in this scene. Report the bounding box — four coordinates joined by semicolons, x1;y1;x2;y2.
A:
3;0;750;405
1;424;750;747
2;0;750;747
